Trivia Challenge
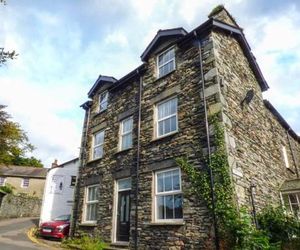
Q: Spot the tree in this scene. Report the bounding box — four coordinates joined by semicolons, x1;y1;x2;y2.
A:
0;105;43;167
0;48;18;66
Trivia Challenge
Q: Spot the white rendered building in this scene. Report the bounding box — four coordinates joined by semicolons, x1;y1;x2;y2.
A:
39;158;79;224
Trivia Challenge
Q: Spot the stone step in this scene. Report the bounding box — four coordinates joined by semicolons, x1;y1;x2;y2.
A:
104;243;129;250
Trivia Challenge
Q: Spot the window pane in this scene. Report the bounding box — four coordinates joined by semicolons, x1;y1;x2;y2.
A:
157;173;164;192
158;121;164;137
123;118;133;133
165;195;174;219
95;131;104;145
88;186;98;201
158;98;177;120
164;171;172;192
174;194;183;218
87;203;97;221
94;145;103;159
289;194;298;204
118;178;131;191
157;196;165;219
99;92;108;111
172;170;180;190
122;133;132;150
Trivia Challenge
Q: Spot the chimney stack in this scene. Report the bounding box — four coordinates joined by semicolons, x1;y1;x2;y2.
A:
51;159;58;168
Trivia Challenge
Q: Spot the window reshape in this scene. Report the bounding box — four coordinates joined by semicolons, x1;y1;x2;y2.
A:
93;130;105;160
120;117;133;151
155;168;183;221
0;177;6;186
99;91;108;112
84;185;99;223
282;146;290;169
21;178;29;188
157;47;175;78
70;176;76;187
282;192;300;218
156;97;178;137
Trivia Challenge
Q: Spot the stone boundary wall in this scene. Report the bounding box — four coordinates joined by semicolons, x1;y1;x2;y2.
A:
0;193;42;219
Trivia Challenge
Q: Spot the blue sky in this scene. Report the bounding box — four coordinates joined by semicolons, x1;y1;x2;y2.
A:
1;0;299;167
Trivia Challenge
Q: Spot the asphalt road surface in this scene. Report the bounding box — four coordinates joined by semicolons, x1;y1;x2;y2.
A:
0;217;45;250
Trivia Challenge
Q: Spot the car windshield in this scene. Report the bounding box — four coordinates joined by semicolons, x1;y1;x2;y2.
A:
54;215;71;221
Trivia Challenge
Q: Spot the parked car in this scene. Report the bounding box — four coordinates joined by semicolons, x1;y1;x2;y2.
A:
40;214;71;239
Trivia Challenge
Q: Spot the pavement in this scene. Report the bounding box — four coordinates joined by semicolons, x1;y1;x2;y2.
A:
0;217;62;250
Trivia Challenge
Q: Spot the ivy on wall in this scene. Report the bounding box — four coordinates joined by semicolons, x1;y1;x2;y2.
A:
176;113;270;249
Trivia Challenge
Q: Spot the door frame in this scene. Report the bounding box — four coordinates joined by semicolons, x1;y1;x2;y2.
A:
112;177;131;243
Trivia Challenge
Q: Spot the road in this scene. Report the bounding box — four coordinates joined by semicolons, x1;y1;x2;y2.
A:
0;217;45;250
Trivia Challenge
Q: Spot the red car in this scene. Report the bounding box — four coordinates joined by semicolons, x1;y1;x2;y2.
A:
40;214;71;239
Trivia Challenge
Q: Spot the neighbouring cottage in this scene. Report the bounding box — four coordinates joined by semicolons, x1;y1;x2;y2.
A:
39;158;79;224
71;6;300;249
0;165;47;198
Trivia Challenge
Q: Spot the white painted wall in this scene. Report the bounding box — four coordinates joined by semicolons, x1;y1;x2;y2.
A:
39;158;79;224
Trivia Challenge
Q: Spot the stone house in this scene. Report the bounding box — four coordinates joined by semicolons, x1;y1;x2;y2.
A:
0;165;47;198
71;7;300;249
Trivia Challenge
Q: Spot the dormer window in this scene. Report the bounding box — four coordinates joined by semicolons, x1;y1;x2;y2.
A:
157;47;175;78
99;91;108;112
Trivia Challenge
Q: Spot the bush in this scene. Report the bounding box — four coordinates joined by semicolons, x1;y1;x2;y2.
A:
258;206;300;248
62;235;107;250
0;183;15;194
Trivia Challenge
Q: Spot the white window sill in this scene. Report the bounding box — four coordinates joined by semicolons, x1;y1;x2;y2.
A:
152;131;178;142
87;157;103;164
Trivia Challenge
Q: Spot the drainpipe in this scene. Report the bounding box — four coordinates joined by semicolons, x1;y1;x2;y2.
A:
194;31;220;250
134;70;142;250
70;102;91;237
286;129;299;178
249;181;258;228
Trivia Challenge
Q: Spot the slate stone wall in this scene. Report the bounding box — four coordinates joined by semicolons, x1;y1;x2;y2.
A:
212;30;300;210
73;12;300;249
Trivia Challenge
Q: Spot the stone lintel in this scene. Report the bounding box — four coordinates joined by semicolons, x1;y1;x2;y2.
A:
146;159;176;172
91;121;107;133
117;108;136;121
149;85;181;105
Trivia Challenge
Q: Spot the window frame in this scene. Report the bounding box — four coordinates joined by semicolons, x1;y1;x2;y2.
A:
281;191;300;218
119;116;133;151
156;47;176;78
282;146;290;169
83;184;99;224
92;130;105;160
0;177;6;186
98;91;109;112
155;97;178;138
154;167;183;222
21;178;30;188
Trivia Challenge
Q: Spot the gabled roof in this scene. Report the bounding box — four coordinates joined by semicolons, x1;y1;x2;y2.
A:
264;100;300;143
88;75;117;98
0;165;47;179
140;28;188;61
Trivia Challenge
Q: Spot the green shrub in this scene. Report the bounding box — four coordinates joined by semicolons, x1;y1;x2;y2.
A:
0;183;15;194
62;235;107;250
258;206;300;247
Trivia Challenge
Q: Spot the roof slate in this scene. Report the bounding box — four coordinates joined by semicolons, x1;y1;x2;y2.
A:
0;165;47;179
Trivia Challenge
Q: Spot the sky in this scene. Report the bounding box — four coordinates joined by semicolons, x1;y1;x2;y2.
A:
0;0;299;167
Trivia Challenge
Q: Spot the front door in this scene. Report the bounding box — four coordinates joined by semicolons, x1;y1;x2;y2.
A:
116;178;131;242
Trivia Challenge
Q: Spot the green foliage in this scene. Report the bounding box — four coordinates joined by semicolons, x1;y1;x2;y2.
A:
0;49;17;65
0;183;15;194
208;4;225;18
0;105;43;167
258;206;300;247
62;235;107;250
